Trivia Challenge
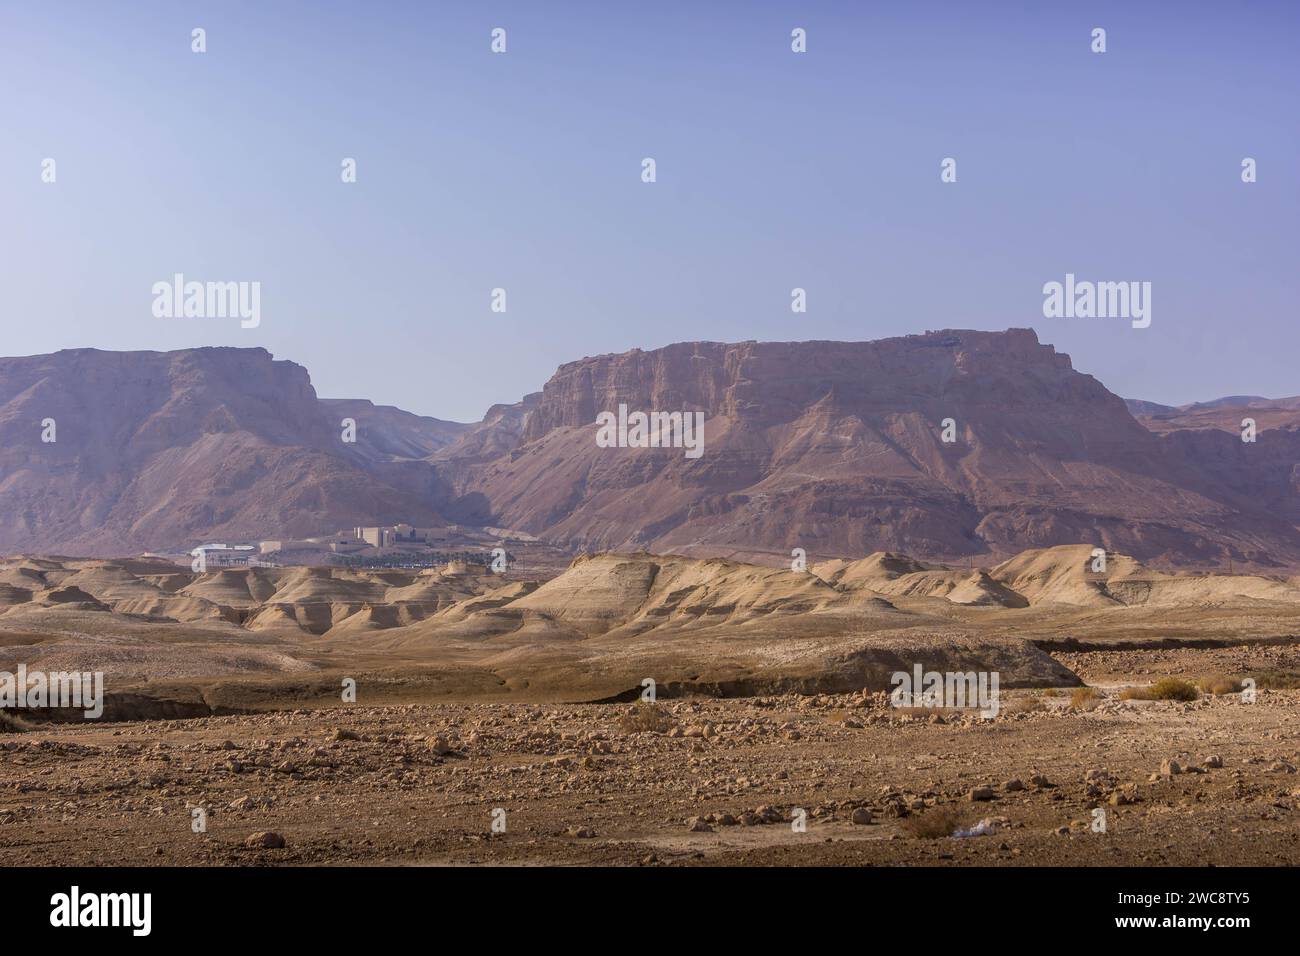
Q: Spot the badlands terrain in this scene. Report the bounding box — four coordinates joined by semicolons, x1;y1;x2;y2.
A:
6;543;1300;711
3;544;1299;865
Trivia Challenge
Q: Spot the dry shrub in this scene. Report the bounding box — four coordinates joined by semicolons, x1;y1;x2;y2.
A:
1148;678;1199;701
616;702;677;734
1254;670;1300;690
900;807;965;839
1198;674;1243;696
0;711;33;733
1069;687;1101;711
1004;695;1046;714
1123;678;1199;702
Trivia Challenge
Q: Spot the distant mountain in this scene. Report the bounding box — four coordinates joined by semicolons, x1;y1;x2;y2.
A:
1186;395;1300;411
1123;398;1176;416
1126;394;1300;421
3;335;1298;568
1129;395;1300;435
319;399;468;460
1126;395;1300;534
435;330;1300;568
0;348;450;555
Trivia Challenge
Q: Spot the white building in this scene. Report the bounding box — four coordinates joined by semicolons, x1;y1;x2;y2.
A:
191;544;258;568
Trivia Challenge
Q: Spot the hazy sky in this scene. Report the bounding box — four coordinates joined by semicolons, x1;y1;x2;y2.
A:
3;0;1296;422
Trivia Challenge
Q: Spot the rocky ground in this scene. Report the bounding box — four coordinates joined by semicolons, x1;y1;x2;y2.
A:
3;647;1298;867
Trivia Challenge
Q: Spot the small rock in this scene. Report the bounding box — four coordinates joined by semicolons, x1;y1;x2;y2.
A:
245;831;285;850
968;786;995;802
850;807;873;825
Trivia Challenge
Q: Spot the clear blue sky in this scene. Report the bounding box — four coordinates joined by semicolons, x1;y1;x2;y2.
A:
3;0;1296;421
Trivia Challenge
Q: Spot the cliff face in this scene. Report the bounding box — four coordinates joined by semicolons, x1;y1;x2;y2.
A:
438;330;1300;567
0;348;450;555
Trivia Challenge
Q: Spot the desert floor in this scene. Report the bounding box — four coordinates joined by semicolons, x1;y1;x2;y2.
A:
4;644;1297;867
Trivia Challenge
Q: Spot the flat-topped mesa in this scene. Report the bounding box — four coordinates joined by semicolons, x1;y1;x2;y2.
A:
522;329;1081;440
0;346;328;451
450;329;1296;566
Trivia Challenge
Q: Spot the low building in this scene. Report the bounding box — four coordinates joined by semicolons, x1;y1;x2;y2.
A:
191;544;258;568
353;525;436;548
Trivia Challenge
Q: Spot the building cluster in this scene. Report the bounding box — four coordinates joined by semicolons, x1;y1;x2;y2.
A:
189;544;263;568
257;525;439;557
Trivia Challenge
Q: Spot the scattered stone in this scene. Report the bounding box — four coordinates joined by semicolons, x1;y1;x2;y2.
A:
245;831;285;850
850;807;873;825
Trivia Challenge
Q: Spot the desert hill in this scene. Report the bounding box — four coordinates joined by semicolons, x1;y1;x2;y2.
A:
3;545;1300;707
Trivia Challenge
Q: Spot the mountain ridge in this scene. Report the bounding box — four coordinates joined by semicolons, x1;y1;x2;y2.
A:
1;332;1297;567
